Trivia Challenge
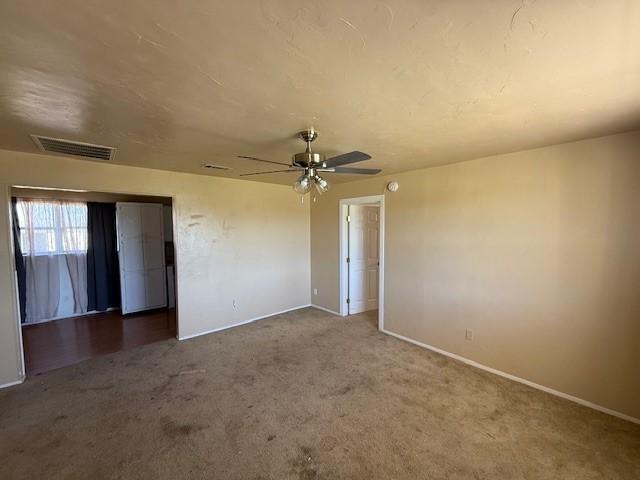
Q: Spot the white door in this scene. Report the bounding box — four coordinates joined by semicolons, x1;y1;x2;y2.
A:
117;203;167;314
348;205;379;314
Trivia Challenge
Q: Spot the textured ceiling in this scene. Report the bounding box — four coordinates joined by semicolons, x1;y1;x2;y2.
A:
1;0;639;185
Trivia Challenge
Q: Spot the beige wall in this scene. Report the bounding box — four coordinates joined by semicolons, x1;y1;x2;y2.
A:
311;130;640;420
0;150;310;386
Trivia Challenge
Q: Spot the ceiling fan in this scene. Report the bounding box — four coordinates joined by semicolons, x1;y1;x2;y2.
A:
238;129;381;194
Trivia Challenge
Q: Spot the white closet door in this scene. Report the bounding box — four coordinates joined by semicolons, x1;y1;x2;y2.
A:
141;204;166;308
117;203;167;314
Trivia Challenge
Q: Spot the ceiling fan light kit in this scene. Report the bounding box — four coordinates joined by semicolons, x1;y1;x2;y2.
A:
238;129;381;194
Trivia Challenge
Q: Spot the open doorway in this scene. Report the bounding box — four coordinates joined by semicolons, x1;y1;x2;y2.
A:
339;195;385;330
10;187;178;375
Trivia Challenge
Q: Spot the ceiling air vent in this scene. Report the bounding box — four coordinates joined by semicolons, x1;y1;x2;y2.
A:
31;135;116;161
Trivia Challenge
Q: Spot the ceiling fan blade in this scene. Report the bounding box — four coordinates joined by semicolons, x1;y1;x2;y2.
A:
319;167;382;175
237;155;290;167
323;151;371;168
239;169;302;177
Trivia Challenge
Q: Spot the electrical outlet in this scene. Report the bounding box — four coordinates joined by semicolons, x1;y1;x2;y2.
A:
465;329;473;341
313;288;318;295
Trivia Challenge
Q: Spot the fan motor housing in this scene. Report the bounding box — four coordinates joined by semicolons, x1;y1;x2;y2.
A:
292;151;325;167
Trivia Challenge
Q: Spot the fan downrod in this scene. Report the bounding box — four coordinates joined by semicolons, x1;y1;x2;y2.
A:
293;128;324;166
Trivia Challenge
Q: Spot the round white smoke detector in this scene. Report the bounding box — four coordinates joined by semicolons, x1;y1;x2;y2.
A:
387;181;399;192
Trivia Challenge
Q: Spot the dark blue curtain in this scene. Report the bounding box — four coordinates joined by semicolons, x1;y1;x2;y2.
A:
87;202;120;311
11;198;27;323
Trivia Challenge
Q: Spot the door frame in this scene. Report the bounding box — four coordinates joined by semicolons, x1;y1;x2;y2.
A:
5;185;179;382
339;195;385;330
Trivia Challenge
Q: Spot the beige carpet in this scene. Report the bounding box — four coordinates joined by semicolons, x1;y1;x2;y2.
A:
1;307;638;479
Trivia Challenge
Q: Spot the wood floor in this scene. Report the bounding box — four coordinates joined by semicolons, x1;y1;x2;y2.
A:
22;308;176;375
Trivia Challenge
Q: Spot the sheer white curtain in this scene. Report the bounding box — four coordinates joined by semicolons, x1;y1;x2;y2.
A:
16;199;88;322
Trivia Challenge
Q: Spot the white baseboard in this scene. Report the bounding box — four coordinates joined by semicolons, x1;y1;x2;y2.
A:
178;304;311;341
381;328;640;426
0;377;25;390
311;304;342;316
24;307;120;325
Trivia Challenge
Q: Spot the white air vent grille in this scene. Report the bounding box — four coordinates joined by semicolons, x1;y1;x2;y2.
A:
31;135;116;161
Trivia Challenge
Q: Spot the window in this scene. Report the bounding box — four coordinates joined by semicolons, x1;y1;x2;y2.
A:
16;199;88;255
